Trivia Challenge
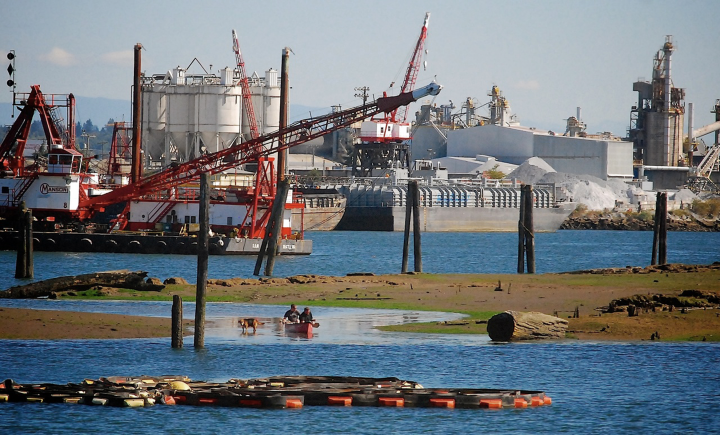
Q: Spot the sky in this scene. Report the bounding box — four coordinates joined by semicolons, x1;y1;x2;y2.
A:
2;0;720;138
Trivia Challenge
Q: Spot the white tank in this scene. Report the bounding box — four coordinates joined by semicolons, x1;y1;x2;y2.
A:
263;68;280;135
142;68;243;166
142;65;282;168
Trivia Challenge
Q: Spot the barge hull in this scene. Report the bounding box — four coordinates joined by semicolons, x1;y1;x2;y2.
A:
337;203;574;232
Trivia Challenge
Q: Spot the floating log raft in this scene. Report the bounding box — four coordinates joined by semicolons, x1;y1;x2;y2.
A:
487;311;568;341
0;270;164;299
0;375;552;410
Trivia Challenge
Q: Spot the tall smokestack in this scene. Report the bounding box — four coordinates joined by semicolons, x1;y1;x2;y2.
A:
132;43;143;184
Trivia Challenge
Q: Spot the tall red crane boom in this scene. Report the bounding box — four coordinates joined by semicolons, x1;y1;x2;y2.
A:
232;29;260;142
80;82;442;213
392;12;430;124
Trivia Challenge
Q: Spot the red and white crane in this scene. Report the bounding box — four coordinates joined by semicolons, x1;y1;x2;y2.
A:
360;12;430;143
80;82;442;236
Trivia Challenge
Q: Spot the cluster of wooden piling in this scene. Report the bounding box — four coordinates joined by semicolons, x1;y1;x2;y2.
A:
0;375;551;410
517;185;535;274
402;180;422;273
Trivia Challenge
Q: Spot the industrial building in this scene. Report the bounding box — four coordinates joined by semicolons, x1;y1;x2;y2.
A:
410;86;634;182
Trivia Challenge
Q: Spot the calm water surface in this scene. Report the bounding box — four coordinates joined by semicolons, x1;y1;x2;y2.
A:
1;230;719;433
2;230;719;286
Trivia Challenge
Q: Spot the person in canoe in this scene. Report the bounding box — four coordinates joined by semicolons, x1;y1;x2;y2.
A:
283;304;300;323
299;307;314;324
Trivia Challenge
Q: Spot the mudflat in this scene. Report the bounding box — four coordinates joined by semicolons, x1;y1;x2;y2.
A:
2;264;719;341
0;307;191;340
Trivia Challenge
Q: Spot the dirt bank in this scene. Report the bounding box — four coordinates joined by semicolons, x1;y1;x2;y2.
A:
0;307;192;340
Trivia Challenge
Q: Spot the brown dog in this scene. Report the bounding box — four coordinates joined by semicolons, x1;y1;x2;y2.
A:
239;318;260;333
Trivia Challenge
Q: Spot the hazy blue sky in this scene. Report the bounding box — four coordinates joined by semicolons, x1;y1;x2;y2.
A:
2;0;719;137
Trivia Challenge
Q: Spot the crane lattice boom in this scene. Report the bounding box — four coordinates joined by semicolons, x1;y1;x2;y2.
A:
80;82;442;213
393;12;430;123
232;29;260;142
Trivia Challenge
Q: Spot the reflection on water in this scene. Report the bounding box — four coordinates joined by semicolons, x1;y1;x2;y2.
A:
0;299;469;346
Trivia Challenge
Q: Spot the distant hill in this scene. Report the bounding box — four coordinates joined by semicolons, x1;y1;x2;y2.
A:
1;96;131;128
2;98;325;129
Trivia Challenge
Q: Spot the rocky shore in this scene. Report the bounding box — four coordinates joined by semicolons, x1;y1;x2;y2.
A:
561;212;720;231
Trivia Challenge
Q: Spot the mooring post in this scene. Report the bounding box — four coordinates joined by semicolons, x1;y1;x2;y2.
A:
265;180;290;276
24;209;33;279
524;185;535;274
15;202;32;279
411;180;422;273
658;192;668;265
171;295;183;349
401;182;413;273
651;192;661;265
15;207;27;279
517;188;526;274
194;173;210;348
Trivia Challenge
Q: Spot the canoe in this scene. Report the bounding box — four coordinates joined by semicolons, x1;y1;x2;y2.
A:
285;323;313;334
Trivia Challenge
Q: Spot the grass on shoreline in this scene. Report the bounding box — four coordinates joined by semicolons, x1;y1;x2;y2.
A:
49;268;720;341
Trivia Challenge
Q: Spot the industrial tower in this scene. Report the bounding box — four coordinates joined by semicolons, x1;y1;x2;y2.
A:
628;36;685;167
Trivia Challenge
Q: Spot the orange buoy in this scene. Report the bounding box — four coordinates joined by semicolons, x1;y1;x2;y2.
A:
531;396;544;406
327;396;352;406
543;396;552;405
285;399;303;408
479;399;503;409
378;397;404;407
163;395;176;405
514;398;528;408
429;398;455;408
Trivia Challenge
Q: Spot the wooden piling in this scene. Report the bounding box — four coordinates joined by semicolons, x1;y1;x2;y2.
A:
194;173;210;348
523;185;535;274
658;192;668;265
651;192;662;265
15;209;27;279
24;209;33;278
401;183;413;273
264;180;290;276
410;180;422;273
15;204;33;279
171;295;183;349
517;188;526;274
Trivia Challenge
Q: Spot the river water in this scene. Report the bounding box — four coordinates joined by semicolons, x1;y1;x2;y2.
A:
1;230;719;433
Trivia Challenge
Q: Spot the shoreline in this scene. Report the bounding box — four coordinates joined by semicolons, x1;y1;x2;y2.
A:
2;264;719;341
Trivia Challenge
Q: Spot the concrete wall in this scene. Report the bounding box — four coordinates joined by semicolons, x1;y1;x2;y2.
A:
447;125;534;164
535;135;607;180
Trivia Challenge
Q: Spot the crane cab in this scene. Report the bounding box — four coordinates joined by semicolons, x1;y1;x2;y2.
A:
47;146;83;174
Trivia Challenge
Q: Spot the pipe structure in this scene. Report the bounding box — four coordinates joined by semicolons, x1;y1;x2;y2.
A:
131;43;143;184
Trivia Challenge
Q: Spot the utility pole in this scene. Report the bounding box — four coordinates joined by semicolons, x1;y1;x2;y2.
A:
354;86;370;105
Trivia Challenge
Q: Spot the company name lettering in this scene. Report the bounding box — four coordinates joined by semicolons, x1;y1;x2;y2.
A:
39;183;69;194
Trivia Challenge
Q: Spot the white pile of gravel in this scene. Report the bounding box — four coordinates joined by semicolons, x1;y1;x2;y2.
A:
507;158;643;211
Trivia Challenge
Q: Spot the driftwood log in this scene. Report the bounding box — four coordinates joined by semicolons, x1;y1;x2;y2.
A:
487;311;568;341
0;270;164;299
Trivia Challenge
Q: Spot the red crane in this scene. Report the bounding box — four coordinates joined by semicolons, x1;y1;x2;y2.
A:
232;29;260;142
0;85;76;176
393;11;430;124
360;12;430;143
79;82;443;232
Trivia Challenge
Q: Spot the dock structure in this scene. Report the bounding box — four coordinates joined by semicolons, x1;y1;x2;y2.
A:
1;376;551;410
